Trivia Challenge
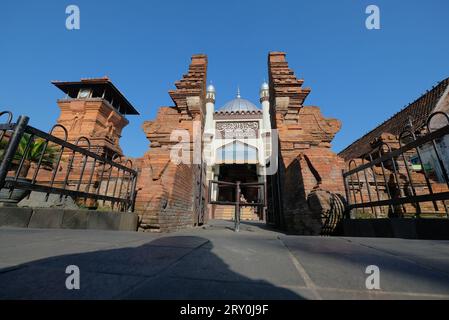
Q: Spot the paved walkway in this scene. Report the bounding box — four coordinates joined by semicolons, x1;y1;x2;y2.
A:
0;220;449;299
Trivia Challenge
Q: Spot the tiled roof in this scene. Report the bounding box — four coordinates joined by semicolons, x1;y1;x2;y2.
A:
52;77;139;115
339;77;449;161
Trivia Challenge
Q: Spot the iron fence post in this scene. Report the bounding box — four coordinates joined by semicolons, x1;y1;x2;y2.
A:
235;181;240;232
0;115;29;189
128;174;138;212
342;169;352;219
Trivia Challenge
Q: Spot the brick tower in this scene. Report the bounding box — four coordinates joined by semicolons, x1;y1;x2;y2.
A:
52;77;139;157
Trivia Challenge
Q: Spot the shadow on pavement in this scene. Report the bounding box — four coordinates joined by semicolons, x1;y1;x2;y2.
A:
0;235;304;300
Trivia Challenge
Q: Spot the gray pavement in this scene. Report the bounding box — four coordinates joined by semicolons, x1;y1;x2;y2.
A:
0;220;449;299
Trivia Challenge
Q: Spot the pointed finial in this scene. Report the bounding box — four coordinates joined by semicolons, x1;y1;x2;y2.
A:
236;87;241;98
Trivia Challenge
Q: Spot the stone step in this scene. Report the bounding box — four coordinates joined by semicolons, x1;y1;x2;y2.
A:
213;205;260;221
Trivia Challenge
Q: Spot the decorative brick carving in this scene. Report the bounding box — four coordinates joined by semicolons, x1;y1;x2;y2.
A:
268;51;311;121
56;99;128;157
169;54;208;120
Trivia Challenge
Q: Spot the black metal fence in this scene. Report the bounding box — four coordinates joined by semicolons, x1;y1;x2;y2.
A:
208;180;266;231
0;111;138;212
343;111;449;219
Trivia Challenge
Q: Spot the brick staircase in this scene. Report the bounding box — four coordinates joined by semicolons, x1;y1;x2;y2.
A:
213;205;260;221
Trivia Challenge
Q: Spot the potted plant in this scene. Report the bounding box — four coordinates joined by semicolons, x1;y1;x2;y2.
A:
0;134;58;204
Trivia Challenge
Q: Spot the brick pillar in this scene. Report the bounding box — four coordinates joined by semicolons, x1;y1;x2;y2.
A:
268;52;345;234
136;54;208;232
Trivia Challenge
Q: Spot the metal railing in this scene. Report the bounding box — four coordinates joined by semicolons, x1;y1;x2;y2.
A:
208;180;266;231
0;111;138;212
343;111;449;219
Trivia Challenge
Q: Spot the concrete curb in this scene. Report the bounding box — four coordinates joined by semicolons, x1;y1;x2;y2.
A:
341;218;449;240
0;207;138;232
0;208;33;228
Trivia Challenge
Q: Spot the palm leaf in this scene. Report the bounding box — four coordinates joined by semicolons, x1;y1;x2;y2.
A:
0;133;59;169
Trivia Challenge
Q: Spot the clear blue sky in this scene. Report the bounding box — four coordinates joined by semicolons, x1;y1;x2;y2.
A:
1;0;448;157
